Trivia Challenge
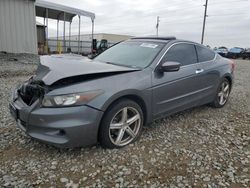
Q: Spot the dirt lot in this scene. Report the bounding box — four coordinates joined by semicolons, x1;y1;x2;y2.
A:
0;54;249;188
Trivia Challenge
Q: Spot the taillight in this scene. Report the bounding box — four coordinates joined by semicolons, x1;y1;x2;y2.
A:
230;60;236;73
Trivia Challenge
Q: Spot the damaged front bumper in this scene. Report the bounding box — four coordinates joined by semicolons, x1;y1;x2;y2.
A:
9;86;103;148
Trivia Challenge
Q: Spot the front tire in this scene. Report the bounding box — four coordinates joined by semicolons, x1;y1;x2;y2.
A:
99;99;143;149
211;78;231;108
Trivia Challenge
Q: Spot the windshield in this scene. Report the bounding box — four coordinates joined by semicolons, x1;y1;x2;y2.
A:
229;48;243;53
94;41;165;68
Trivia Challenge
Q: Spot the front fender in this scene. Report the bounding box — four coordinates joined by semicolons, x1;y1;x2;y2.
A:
88;88;153;125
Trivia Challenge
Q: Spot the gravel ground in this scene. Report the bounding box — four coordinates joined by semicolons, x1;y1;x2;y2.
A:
0;54;249;188
0;53;39;78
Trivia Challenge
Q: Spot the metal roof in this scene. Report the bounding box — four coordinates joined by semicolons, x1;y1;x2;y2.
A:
35;0;95;21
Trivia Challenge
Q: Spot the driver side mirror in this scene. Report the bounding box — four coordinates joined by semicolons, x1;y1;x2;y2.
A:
159;61;181;72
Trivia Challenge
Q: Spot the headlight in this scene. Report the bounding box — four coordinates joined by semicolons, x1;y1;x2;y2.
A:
42;90;103;107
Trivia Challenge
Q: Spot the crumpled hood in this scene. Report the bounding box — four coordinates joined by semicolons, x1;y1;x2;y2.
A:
34;54;139;85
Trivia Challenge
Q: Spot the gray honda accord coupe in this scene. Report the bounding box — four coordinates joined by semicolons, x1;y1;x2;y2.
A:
9;37;235;148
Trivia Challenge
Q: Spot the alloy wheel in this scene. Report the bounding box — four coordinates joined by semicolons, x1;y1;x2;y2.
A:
109;107;141;146
218;81;230;105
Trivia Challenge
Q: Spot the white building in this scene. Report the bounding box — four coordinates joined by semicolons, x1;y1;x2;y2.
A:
0;0;95;54
0;0;37;54
48;33;133;54
57;33;133;44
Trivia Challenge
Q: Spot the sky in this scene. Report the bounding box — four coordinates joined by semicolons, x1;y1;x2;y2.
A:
37;0;250;48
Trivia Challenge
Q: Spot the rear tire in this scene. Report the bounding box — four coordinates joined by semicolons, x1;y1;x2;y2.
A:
99;99;143;149
210;78;231;108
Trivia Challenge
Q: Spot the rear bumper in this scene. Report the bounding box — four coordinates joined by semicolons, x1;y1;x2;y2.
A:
9;96;103;148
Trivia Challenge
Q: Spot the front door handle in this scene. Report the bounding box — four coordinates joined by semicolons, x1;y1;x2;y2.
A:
195;69;204;74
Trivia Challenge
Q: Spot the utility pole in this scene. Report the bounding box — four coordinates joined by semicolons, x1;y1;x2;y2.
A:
201;0;208;44
156;16;160;37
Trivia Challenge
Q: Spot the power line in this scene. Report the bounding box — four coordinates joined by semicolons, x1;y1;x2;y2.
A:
209;12;250;17
61;10;250;32
67;13;249;33
49;0;250;36
97;4;248;26
209;0;249;5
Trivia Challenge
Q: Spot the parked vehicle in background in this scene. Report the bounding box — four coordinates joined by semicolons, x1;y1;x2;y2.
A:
227;47;244;59
92;39;109;55
215;47;228;57
9;37;235;149
242;48;250;60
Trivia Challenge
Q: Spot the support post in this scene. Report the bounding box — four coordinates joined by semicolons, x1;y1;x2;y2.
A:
45;8;49;54
69;21;72;50
57;19;59;42
91;19;94;55
63;12;66;53
78;15;81;54
201;0;208;44
57;19;59;53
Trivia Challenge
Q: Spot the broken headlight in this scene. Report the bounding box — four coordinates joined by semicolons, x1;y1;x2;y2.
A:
42;90;103;107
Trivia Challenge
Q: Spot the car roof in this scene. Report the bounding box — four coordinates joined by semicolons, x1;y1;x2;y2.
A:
129;37;209;48
232;47;244;49
129;36;176;43
131;36;176;40
218;46;227;49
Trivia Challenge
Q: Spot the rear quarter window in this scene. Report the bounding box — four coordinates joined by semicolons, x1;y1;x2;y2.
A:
196;45;215;62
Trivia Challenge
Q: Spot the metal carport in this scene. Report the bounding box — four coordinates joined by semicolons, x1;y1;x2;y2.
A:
35;0;95;54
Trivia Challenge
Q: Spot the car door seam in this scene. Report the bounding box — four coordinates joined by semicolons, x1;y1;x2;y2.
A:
157;86;213;105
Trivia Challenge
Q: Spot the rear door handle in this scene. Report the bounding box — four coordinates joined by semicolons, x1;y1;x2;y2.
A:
195;69;204;74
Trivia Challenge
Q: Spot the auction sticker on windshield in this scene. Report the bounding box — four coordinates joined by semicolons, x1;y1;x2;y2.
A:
140;43;158;48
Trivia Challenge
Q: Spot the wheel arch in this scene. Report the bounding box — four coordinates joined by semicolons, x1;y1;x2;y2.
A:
97;93;150;143
223;73;233;91
101;93;149;126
